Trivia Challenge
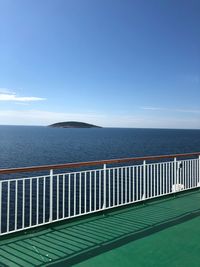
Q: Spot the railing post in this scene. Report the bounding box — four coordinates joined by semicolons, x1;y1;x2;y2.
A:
142;160;146;200
198;155;200;187
0;181;2;234
177;161;182;185
49;169;53;222
103;164;106;209
174;157;177;192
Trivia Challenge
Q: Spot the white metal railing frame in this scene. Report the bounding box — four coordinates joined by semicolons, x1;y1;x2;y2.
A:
0;152;200;236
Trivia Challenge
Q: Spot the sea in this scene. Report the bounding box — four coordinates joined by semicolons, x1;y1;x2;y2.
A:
1;125;200;232
0;125;200;169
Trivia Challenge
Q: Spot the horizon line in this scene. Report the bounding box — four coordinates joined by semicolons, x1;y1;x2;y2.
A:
0;124;200;131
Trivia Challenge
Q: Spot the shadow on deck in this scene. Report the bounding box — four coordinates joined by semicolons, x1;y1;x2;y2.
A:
1;190;200;267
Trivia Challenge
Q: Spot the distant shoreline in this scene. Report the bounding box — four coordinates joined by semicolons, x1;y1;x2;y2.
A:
1;125;200;131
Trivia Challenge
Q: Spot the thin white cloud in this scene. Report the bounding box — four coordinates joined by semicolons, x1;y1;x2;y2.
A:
175;109;200;114
141;107;164;111
0;88;46;102
0;88;13;94
141;106;200;114
0;94;46;102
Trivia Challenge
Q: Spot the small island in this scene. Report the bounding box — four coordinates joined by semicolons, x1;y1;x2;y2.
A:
49;121;102;128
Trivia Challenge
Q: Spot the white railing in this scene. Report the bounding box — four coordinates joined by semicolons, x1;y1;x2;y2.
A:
0;153;200;236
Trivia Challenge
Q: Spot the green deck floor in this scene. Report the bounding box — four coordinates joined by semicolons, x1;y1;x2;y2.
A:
1;190;200;267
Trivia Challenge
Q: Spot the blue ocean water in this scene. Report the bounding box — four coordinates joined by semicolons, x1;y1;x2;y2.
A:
1;125;200;233
0;125;200;169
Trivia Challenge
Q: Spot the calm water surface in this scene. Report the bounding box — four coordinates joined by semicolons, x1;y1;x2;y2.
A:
1;126;200;232
0;126;200;169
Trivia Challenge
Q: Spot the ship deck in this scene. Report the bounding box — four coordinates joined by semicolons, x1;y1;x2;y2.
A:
1;189;200;267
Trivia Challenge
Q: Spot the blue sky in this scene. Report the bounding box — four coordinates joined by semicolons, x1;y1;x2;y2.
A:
0;0;200;128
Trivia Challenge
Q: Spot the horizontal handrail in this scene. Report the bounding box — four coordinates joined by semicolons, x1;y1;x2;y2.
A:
0;152;200;175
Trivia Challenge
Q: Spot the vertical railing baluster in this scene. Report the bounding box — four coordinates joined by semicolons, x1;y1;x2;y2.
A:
178;162;181;186
15;180;18;230
129;167;131;203
147;164;149;198
151;164;153;197
94;171;96;211
183;161;185;189
29;179;32;227
99;170;101;209
174;158;177;192
162;163;164;194
159;164;162;195
74;173;76;216
57;175;59;219
189;160;191;189
79;173;82;214
149;165;152;198
68;174;71;217
143;161;146;200
89;172;92;212
195;159;197;187
190;160;193;188
121;167;123;204
195;159;198;187
156;164;159;196
132;167;135;202
198;156;200;186
49;169;53;222
195;159;196;187
103;164;106;209
36;178;39;225
140;165;142;200
0;181;2;234
185;160;187;189
84;172;87;213
152;164;154;197
170;162;172;192
192;159;195;186
166;163;168;194
153;164;156;196
169;162;171;192
113;169;115;206
136;166;138;201
187;160;189;189
184;161;186;189
7;181;10;233
192;160;195;188
43;177;46;223
193;159;195;187
63;175;65;218
196;159;198;187
150;165;152;197
108;169;111;207
188;160;190;188
190;160;192;188
125;167;127;203
22;179;25;229
117;168;119;205
193;159;195;188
